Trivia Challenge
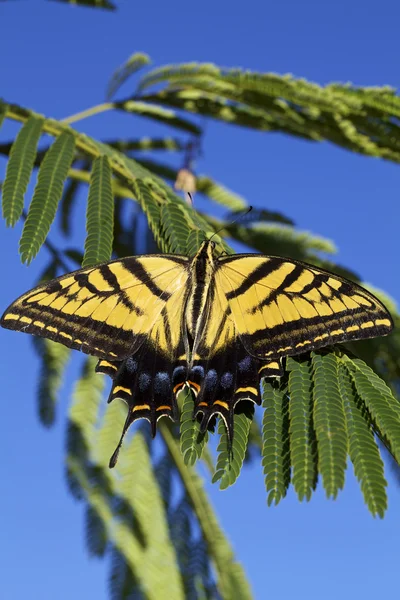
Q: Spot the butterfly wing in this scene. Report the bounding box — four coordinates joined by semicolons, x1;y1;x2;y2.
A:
1;254;190;361
215;254;393;360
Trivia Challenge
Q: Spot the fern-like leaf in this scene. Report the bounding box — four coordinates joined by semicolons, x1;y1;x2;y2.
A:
196;176;247;211
85;505;108;557
212;409;253;490
68;356;104;456
261;379;291;506
33;337;70;427
117;433;185;599
107;52;151;100
161;201;191;254
19;132;75;264
60;174;82;236
2;116;44;227
186;229;209;257
82;155;114;267
311;352;348;498
338;364;387;517
287;356;318;501
116;100;201;135
343;356;400;462
180;386;208;466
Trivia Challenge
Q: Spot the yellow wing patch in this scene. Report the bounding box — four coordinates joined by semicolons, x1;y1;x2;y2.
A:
216;254;393;359
1;255;189;360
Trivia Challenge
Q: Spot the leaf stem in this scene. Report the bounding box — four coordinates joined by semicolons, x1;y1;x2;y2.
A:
61;103;115;125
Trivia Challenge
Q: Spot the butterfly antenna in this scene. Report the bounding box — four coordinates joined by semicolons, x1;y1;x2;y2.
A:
209;205;253;243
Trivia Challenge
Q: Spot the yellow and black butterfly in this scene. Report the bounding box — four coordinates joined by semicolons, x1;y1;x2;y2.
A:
0;240;393;466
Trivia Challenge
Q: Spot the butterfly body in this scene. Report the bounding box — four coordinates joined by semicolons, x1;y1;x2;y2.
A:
1;240;393;466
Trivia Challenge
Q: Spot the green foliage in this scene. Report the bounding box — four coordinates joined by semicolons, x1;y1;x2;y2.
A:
82;155;114;267
19;132;75;264
180;386;208;466
311;352;348;498
33;337;70;426
261;379;291;506
338;364;387;517
115;100;201;135
258;350;397;517
212;410;253;490
287;357;318;501
107;52;151;100
2;116;44;226
136;61;400;163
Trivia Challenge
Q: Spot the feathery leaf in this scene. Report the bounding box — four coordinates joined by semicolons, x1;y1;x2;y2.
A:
312;352;348;499
261;379;291;506
107;52;151;100
180;387;208;466
116;100;201;135
287;356;318;501
2;116;44;227
343;356;400;462
82;155;114;267
338;364;387;517
33;337;70;427
212;409;253;490
19;132;75;264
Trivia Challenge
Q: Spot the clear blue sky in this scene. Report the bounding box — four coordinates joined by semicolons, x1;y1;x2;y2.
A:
1;1;399;599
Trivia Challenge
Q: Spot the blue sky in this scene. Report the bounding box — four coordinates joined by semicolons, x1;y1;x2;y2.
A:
1;1;400;599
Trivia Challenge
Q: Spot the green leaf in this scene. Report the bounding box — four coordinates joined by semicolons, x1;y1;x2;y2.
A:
107;52;151;100
287;356;318;501
19;132;75;264
196;176;247;211
132;178;165;251
343;356;400;462
179;387;208;466
261;379;291;506
161;201;191;254
117;433;185;599
106;136;184;153
68;356;104;457
95;399;126;468
311;352;348;499
115;100;201;135
85;505;108;558
82;155;114;267
33;338;70;427
2;116;44;226
60;175;82;236
212;409;253;490
338;364;387;518
185;228;208;256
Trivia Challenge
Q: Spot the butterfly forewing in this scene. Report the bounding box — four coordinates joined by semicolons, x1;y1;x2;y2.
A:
216;254;393;360
1;255;189;360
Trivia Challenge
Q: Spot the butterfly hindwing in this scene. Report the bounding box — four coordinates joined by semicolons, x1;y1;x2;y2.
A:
215;254;393;360
1;254;189;360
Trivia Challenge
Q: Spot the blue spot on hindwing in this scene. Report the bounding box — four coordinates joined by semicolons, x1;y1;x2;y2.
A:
125;357;138;373
221;372;233;389
191;365;205;378
139;373;151;391
205;369;218;391
154;372;171;394
238;356;252;372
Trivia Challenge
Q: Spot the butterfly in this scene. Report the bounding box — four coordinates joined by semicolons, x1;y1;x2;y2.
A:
1;240;393;466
